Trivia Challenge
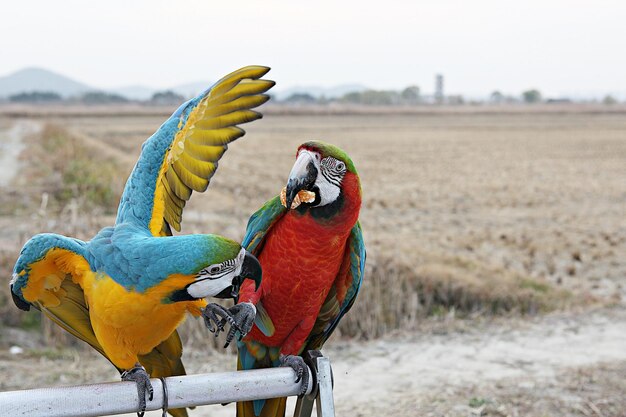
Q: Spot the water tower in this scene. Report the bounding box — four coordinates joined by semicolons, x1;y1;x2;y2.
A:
435;74;444;104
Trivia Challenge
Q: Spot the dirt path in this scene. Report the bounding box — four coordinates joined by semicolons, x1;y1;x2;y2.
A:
1;308;624;416
0;120;40;187
110;307;626;417
70;129;136;167
328;307;626;416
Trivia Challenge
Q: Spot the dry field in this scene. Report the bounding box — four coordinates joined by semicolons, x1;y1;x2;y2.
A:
14;109;625;303
0;107;625;416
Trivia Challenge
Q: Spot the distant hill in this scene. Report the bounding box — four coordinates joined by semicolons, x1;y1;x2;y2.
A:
0;67;94;98
0;67;210;100
0;67;370;102
274;84;369;100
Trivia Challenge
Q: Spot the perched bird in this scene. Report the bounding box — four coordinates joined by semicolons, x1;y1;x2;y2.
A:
10;66;273;417
212;141;365;417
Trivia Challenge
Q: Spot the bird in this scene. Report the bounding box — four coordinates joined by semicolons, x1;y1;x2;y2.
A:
10;65;273;417
208;141;365;417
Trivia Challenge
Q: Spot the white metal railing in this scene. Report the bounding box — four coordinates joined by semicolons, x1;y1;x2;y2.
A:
0;353;334;417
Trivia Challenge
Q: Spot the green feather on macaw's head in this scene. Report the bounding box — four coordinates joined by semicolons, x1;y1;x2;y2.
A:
169;235;262;302
283;140;361;214
201;235;243;262
298;141;358;174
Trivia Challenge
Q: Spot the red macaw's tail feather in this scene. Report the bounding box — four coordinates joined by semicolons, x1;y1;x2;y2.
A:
236;397;286;417
236;341;284;417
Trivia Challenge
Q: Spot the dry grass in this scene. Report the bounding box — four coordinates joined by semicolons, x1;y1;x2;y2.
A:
0;110;624;348
340;253;570;339
0;124;124;344
19;124;123;212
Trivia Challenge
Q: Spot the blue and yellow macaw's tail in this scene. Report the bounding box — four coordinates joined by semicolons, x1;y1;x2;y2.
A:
10;233;190;417
115;66;275;237
236;340;286;417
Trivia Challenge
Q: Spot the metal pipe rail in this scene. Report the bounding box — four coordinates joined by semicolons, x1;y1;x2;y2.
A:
0;354;335;417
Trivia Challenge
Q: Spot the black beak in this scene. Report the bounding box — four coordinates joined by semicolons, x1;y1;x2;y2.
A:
239;251;262;291
214;251;262;300
286;153;318;209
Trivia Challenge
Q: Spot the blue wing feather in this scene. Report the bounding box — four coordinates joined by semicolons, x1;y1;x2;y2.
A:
11;233;88;302
114;88;214;230
242;196;286;255
240;196;285;336
115;113;180;228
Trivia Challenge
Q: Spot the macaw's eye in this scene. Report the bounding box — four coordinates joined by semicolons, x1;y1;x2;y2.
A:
336;161;346;171
209;266;221;274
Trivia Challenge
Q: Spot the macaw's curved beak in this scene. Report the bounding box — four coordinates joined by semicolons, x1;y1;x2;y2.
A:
215;250;262;300
239;251;262;291
285;151;317;209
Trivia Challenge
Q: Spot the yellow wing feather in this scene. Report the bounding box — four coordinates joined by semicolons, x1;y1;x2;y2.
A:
187;126;245;146
150;66;274;236
178;152;218;178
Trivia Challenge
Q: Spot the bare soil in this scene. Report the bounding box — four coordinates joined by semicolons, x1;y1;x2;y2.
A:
0;120;40;187
0;307;624;416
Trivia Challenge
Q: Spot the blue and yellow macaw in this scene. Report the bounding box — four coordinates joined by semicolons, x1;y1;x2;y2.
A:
10;66;273;417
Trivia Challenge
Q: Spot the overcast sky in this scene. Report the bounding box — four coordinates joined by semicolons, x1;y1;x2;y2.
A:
1;0;625;97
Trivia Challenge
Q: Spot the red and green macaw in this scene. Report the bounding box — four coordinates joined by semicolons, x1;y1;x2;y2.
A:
9;66;272;417
212;141;365;417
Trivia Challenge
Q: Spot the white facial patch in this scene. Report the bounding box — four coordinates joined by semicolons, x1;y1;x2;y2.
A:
187;248;246;298
314;174;341;206
316;156;346;207
234;247;245;276
187;275;234;299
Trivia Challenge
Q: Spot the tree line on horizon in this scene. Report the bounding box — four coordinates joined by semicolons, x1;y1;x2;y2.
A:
4;90;186;105
2;88;620;106
285;88;620;106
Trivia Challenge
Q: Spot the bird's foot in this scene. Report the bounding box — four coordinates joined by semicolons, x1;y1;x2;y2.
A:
222;302;256;347
202;302;257;348
121;363;153;417
280;355;309;396
202;303;233;334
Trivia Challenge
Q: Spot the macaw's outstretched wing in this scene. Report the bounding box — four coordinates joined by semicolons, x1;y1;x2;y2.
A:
116;66;275;236
303;222;366;351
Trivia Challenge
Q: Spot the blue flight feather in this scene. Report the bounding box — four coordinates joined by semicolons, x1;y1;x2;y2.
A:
11;234;87;299
114;82;218;231
242;196;286;255
313;222;366;347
